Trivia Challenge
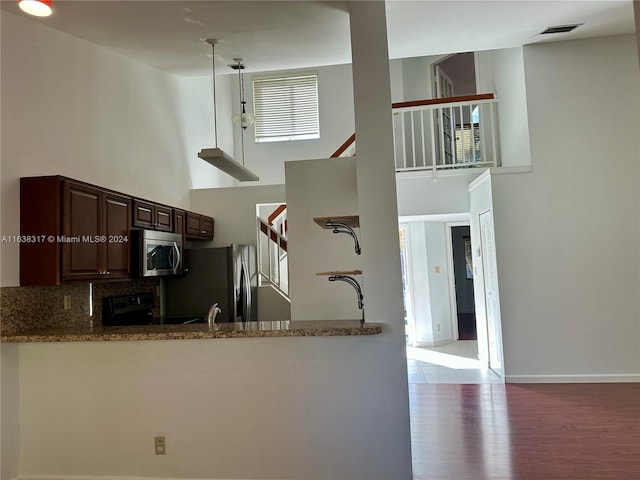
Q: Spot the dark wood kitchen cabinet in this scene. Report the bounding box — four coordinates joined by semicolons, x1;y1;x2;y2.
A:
173;209;185;239
185;212;214;240
62;181;131;281
132;199;173;232
20;177;131;286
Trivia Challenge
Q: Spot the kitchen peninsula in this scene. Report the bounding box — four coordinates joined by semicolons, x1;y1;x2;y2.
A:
1;320;383;343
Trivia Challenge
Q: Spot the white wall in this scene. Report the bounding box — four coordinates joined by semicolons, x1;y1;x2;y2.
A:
404;221;454;347
396;172;476;217
1;345;20;480
476;47;531;168
492;35;640;382
229;64;356;185
190;184;286;248
423;222;454;343
285;158;362;321
400;54;447;101
492;48;530;167
405;223;433;345
257;286;291;321
0;12;201;287
16;337;413;480
178;75;236;189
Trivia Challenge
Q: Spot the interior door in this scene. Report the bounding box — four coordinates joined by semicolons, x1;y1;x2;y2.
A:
434;65;455;166
479;210;504;377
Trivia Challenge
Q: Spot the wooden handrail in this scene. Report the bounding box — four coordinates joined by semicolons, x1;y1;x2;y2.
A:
330;133;356;158
329;93;495;158
391;93;494;110
268;203;287;226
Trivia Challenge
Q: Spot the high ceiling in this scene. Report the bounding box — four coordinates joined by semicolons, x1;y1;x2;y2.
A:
1;0;635;76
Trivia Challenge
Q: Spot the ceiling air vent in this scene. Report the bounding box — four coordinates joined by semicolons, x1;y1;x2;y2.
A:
540;24;583;34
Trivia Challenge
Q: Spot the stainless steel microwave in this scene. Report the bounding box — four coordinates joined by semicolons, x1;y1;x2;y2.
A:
136;230;183;277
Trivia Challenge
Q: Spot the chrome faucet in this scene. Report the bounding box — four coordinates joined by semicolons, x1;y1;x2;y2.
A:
206;302;222;326
328;274;364;323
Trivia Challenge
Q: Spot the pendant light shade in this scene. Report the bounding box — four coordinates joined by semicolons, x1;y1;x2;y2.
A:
232;112;256;129
198;39;259;182
230;59;256;129
18;0;52;17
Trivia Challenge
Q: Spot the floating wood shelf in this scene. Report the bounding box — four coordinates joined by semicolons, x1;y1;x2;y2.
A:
313;216;360;229
316;270;363;276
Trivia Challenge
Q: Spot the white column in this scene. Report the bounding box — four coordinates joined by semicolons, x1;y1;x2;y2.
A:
349;2;413;479
350;1;404;330
635;1;640;68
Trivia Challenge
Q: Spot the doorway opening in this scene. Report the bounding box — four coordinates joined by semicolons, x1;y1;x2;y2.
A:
449;225;477;341
400;213;503;385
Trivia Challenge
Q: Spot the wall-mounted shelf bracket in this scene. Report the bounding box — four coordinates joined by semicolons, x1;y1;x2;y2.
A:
327;273;364;324
324;219;361;255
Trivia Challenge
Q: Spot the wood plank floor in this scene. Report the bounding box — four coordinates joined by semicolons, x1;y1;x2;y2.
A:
409;383;640;480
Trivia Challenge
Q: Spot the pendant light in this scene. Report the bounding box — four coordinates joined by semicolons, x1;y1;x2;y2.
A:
230;59;255;129
198;39;259;182
230;59;256;179
18;0;52;17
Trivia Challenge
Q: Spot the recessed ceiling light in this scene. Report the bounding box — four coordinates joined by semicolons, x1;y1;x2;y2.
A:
540;24;583;35
18;0;52;17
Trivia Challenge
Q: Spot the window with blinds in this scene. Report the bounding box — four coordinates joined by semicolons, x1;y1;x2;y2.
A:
253;73;319;143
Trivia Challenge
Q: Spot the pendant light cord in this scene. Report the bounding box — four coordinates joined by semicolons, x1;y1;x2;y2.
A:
210;42;218;148
238;65;246;166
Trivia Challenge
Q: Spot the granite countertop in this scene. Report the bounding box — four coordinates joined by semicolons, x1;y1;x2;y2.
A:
0;320;383;343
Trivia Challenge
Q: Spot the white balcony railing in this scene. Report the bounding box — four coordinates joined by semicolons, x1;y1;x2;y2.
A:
332;93;499;174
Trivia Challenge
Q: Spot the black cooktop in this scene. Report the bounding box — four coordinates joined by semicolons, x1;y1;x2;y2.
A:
102;293;204;326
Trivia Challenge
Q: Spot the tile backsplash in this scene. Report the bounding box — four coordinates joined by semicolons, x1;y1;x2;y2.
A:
1;279;160;335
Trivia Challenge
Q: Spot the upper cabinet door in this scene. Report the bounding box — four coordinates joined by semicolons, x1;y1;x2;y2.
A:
132;199;156;229
185;212;214;240
155;205;173;232
200;216;214;238
132;199;173;231
104;193;131;279
62;181;103;281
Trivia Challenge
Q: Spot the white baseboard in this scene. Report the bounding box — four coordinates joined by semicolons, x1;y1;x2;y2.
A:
413;339;451;348
505;373;640;383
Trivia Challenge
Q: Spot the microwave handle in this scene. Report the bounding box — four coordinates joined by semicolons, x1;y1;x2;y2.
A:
172;242;181;274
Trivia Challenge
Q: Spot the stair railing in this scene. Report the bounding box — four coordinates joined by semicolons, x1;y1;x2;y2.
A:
330;93;499;173
257;215;289;299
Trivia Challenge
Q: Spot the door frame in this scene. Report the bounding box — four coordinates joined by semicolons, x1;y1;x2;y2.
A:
445;221;471;342
399;223;416;346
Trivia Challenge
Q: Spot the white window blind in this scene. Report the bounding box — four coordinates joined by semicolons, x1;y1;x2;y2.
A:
253;73;319;143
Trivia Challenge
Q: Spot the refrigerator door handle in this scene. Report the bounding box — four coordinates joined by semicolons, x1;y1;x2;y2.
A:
242;260;252;322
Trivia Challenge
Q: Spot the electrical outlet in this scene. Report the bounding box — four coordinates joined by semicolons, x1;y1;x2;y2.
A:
437;323;441;332
154;435;166;455
434;266;440;274
63;295;71;310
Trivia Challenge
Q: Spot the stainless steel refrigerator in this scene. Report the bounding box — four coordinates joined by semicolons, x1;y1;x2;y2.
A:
164;245;257;322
